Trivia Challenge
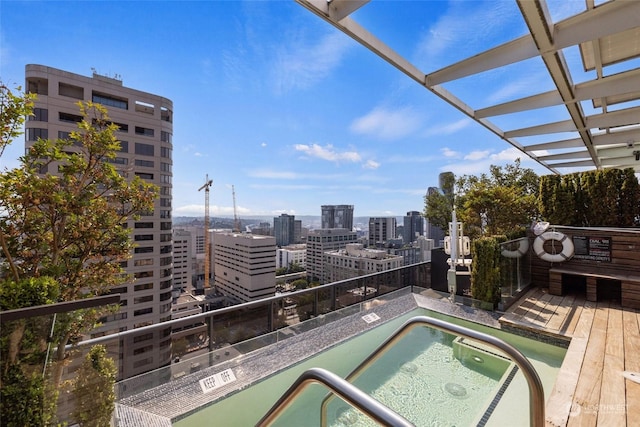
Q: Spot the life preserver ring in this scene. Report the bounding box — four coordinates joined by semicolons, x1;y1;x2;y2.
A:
533;231;574;262
501;238;529;258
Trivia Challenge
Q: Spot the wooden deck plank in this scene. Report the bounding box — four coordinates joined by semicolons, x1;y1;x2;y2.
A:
521;290;559;328
545;294;575;333
567;301;609;427
597;306;625;426
623;308;640;426
545;303;594;427
560;296;586;337
534;293;564;328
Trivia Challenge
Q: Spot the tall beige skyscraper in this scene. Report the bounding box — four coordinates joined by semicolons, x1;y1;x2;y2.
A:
24;65;174;378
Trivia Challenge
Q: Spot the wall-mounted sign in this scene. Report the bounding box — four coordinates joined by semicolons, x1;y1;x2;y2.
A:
572;236;611;262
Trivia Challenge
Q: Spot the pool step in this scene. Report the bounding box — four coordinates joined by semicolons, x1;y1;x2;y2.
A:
452;337;511;380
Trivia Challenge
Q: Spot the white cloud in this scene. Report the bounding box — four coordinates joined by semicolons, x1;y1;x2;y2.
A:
261;142;267;147
464;150;490;161
441;147;459;158
363;160;380;170
350;107;422;140
294;143;361;163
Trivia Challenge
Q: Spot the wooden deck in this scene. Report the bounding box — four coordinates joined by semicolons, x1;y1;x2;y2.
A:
499;287;640;427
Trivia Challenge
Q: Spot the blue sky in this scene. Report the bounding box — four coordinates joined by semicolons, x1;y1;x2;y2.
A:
1;1;586;217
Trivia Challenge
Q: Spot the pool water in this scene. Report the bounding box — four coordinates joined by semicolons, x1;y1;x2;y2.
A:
174;308;565;426
325;327;515;426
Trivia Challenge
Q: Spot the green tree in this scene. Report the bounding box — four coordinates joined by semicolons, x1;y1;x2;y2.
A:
72;345;117;427
470;237;502;306
0;84;35;157
457;159;539;238
424;172;456;231
291;278;309;290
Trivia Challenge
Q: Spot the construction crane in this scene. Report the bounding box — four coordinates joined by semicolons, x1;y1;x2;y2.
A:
198;175;213;290
232;185;241;233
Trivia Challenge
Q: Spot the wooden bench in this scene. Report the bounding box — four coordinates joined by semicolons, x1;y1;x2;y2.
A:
549;267;640;309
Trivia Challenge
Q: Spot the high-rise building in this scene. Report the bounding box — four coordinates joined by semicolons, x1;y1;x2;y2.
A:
24;64;174;377
403;211;424;244
306;228;357;283
368;217;396;248
273;214;301;247
213;232;276;302
321;205;354;230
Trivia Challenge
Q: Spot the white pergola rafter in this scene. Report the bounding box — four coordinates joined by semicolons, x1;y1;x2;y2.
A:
296;0;640;173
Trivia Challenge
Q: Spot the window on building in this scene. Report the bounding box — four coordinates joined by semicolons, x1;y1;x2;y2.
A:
59;82;84;99
59;112;83;123
27;78;48;95
134;100;155;115
135;126;154;137
118;140;129;152
161;106;172;122
134;271;154;279
29;108;48;122
161;131;172;143
135;159;154;168
134;222;154;229
134;283;153;291
92;91;128;110
26;128;48;141
105;157;128;165
134;258;154;267
160;146;171;158
133;333;154;343
133;345;153;356
134;295;153;304
134;307;153;317
134;234;154;241
135;172;154;180
112;122;129;132
134;143;154;156
134;246;153;254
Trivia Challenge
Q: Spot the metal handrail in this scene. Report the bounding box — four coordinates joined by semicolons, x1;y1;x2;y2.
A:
256;367;413;427
320;316;545;427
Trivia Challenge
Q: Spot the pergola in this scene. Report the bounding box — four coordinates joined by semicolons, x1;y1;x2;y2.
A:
296;0;640;174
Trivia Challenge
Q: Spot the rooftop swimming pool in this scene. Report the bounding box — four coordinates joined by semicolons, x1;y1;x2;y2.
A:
171;302;566;427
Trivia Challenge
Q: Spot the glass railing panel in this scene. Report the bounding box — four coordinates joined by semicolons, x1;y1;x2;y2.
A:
208;302;271;348
281;289;317;323
1;297;122;426
499;237;532;299
316;286;334;315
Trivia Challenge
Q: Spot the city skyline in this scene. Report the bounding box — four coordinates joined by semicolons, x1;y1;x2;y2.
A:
0;1;581;216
